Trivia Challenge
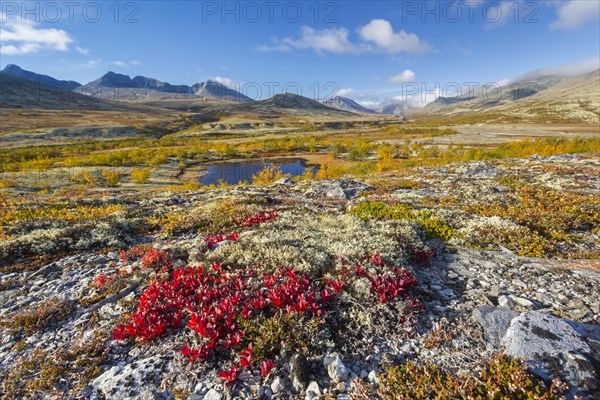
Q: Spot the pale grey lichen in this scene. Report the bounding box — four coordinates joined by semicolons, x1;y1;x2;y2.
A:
204;210;422;276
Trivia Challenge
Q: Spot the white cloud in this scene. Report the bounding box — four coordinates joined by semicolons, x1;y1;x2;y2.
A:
75;46;90;55
84;58;102;68
211;76;238;88
109;60;142;68
496;78;513;87
0;13;74;55
359;19;430;53
257;19;429;55
111;60;129;68
336;88;358;97
356;100;379;108
387;69;416;84
522;57;600;78
550;0;600;30
259;26;361;54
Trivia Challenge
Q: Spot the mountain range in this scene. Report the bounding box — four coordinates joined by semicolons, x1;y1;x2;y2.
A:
2;64;598;122
73;72;254;102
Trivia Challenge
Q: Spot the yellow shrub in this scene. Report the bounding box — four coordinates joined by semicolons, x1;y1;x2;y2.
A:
101;170;120;187
0;180;17;188
376;145;396;172
71;170;98;186
130;167;152;184
252;164;289;185
316;159;348;180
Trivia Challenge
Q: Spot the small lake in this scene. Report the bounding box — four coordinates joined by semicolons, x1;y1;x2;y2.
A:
199;158;317;186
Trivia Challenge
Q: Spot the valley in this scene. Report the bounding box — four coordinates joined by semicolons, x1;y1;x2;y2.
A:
0;61;599;400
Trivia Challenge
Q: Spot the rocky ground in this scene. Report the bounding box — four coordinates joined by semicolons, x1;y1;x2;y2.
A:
1;154;599;400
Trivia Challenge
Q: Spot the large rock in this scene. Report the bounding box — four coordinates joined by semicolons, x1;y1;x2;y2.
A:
455;161;501;178
475;308;600;399
303;180;372;200
473;306;519;349
90;355;170;399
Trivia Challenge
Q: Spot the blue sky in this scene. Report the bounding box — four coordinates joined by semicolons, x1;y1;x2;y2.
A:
1;0;599;106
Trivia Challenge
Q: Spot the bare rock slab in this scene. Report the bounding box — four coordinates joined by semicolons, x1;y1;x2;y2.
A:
473;306;520;349
501;311;600;399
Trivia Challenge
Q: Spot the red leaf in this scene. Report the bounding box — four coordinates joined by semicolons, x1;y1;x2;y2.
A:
260;359;276;377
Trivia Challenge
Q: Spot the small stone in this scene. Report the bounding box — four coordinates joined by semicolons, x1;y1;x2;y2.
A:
360;370;368;379
498;295;512;308
305;381;321;400
512;279;527;288
270;376;285;394
324;353;349;383
194;382;204;392
367;371;380;385
203;389;223;400
512;296;534;308
274;178;293;185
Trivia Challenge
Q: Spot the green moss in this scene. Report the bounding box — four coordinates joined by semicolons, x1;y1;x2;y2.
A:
237;313;322;360
349;201;455;241
353;354;568;400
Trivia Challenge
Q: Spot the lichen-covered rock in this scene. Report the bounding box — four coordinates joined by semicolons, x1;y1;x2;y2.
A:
289;353;310;392
90;355;173;400
501;311;600;399
303;179;373;200
473;306;520;349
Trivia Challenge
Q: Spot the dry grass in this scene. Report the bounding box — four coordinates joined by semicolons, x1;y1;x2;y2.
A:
1;298;74;335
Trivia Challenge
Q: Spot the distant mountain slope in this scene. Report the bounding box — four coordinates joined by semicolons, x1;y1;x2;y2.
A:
191;80;253;102
322;96;377;114
75;72;253;102
253;93;352;115
1;72;121;110
1;64;82;92
0;72;172;115
416;70;599;123
132;75;190;94
503;70;600;123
